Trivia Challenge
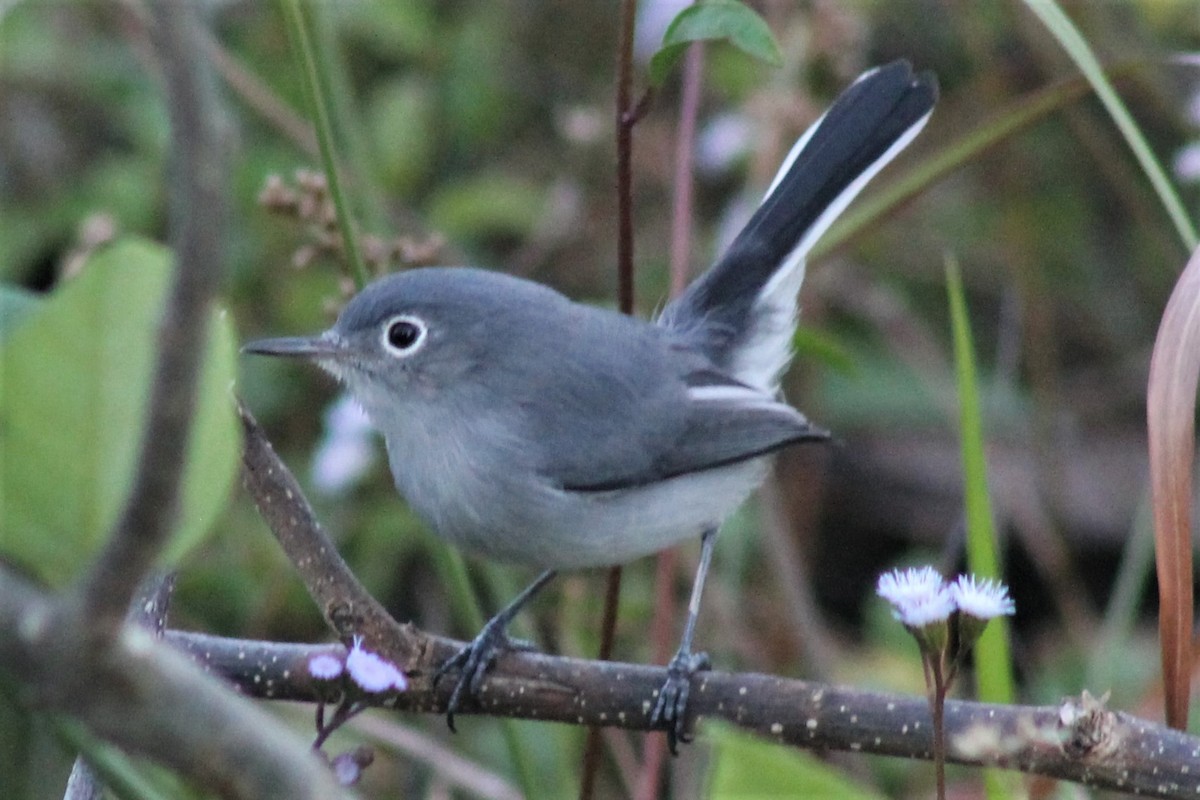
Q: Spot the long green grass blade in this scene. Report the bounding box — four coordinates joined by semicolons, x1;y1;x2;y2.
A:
278;0;370;289
279;4;542;786
945;254;1018;799
1022;0;1198;251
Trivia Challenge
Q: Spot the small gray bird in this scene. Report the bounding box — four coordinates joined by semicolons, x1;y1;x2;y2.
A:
246;60;937;748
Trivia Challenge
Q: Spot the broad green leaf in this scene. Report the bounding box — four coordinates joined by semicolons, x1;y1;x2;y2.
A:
0;236;240;585
0;286;39;336
649;0;782;86
706;723;882;799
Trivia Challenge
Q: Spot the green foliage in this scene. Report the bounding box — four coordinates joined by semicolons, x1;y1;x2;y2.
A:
0;237;240;586
53;717;178;800
945;255;1017;798
1022;0;1197;251
367;76;438;193
793;325;858;376
0;286;39;335
944;255;1014;704
427;172;547;242
4;0;1199;795
706;724;883;799
649;0;782;86
281;0;369;289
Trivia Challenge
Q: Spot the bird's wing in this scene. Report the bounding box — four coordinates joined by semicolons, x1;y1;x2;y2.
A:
558;373;827;493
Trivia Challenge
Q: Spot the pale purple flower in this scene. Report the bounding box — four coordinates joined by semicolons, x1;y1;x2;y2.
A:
307;652;345;681
697;113;755;174
950;574;1016;620
1188;86;1200;127
346;636;408;693
332;752;362;786
311;395;378;494
331;747;373;787
634;0;690;62
1174;142;1200;184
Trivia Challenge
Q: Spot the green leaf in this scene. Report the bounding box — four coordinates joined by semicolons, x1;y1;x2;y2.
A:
649;0;782;86
706;723;882;799
0;236;240;586
1022;0;1197;251
792;325;857;375
426;172;546;241
0;285;40;336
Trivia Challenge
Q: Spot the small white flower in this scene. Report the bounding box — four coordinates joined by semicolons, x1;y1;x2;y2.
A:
307;652;345;680
877;566;955;628
950;574;1015;620
876;566;945;606
346;636;408;693
894;590;957;628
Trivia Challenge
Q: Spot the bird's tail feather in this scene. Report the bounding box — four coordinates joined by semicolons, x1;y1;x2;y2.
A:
659;60;938;391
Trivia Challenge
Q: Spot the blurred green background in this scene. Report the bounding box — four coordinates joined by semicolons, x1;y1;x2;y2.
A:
2;0;1199;797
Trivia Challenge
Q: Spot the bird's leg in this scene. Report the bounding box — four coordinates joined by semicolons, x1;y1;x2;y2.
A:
434;568;557;731
650;527;717;753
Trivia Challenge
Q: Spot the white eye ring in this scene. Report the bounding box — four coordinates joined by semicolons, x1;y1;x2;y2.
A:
381;314;427;357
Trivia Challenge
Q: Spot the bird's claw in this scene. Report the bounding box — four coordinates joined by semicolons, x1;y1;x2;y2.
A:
650;649;711;754
433;620;523;732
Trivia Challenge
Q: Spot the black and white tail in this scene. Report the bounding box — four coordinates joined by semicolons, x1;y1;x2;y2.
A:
659;60;938;392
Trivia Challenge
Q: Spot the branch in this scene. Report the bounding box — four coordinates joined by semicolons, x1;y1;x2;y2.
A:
231;323;1200;796
70;0;227;636
235;342;1200;798
238;400;424;663
0;572;346;799
64;574;178;800
0;6;349;796
165;629;1200;798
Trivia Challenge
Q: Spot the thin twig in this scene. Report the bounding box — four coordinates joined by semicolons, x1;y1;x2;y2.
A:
348;713;522;800
636;39;706;800
238;400;422;664
279;0;369;289
216;414;1200;797
202;33;318;157
667;43;704;296
64;574;178;800
614;0;637;316
580;0;642;794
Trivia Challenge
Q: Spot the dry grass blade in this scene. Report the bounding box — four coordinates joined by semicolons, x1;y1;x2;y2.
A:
1146;244;1200;730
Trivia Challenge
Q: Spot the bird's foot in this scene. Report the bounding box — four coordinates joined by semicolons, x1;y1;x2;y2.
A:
434;619;532;732
650;648;711;754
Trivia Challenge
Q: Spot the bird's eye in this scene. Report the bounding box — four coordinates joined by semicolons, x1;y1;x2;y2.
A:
382;315;427;356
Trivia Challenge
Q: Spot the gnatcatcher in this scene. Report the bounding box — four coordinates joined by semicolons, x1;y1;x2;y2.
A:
246;60;937;748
